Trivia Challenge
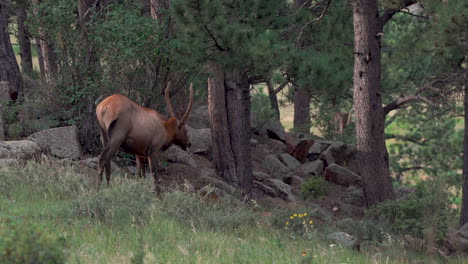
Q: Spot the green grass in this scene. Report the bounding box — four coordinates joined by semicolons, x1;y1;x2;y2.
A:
0;161;464;263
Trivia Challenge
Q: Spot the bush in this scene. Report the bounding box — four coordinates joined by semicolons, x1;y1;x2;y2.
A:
300;177;329;199
158;191;259;232
7;122;23;138
334;218;392;243
0;221;68;263
368;181;452;242
251;88;278;129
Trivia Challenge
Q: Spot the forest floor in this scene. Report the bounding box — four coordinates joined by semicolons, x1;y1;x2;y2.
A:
1;161;464;264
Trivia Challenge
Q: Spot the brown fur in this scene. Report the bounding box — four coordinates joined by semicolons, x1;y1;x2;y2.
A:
95;82;194;193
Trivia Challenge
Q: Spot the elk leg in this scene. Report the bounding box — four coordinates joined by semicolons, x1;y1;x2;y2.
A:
148;154;161;195
136;155;145;179
97;133;126;188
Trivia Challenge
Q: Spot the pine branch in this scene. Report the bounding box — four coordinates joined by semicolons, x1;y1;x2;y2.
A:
274;80;289;94
383;85;440;116
379;0;417;26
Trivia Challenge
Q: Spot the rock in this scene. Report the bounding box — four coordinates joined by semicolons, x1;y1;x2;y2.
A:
187;105;210;129
290;139;315;163
306;202;335;221
255;180;278;197
309;141;332;155
319;141;359;173
253;171;270;182
301;160;324;176
165;145;197;168
28;126;82;160
291;175;305;186
343;186;365;206
261;178;295;202
278;153;301;171
186;126;212;155
324;163;361;186
266;138;287;153
285;133;300;154
459;223;468;239
258;118;286;143
199;169;236;194
446;227;468;252
0;140;40;166
327;232;359;249
250;138;259;146
262;154;293;180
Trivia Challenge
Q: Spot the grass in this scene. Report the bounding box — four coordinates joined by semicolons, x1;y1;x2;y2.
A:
0;161;464;263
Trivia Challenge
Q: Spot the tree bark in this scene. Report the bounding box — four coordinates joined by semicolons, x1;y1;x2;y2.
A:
293;86;311;133
78;0;100;79
16;3;33;75
35;38;45;78
207;61;253;199
0;1;22;101
150;0;170;21
460;53;468;226
32;0;57;83
352;0;394;207
267;78;280;119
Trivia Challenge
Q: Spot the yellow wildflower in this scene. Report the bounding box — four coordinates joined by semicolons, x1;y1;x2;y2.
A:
290;216;294;219
285;221;289;225
304;213;308;216
298;214;303;218
302;251;307;257
309;220;314;224
293;214;297;217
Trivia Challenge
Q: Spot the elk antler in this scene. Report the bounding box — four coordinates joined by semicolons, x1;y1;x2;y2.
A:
180;83;194;125
164;82;176;118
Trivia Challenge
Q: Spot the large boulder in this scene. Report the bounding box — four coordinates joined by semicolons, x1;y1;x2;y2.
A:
0;140;40;166
256;118;286;143
319;141;359;173
327;232;359;249
165;145;197;168
257;178;295;202
187;126;212;156
186;105;210;129
262;154;293;181
301;160;324;176
324;163;361;186
253;171;270;181
290;139;314;163
79;157;127;175
278;153;301;171
28;126;82;160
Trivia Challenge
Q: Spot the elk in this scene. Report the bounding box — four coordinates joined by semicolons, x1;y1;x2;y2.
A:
95;82;194;193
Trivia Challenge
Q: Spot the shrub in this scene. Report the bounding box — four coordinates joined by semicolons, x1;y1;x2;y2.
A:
7;122;23;138
368;181;452;242
300;177;329;199
334;218;392;244
0;221;68;264
251;88;278;129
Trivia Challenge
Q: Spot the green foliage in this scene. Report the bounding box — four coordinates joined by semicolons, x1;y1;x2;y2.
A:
0;221;68;264
251;88;278;128
300;177;329;199
7;122;23;138
334;218;392;244
72;180;155;225
159;191;258;232
368;181;453;242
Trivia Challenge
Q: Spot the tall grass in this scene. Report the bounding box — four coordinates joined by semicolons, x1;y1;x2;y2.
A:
0;161;464;263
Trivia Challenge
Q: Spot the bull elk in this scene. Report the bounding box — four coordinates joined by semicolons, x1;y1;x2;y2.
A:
95;82;194;193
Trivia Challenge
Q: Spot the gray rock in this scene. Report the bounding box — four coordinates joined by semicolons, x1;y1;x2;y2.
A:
309;141;331;155
253;171;270;182
278;153;301;171
257;118;286;142
0;140;41;166
458;223;468;239
165;146;198;168
187;105;210;129
301;160;324;176
262;154;293;180
255;180;278;197
79;157;125;174
327;232;359;249
187;126;212;155
262;178;295;202
28;126;82;160
343;186;365;206
319;141;359;174
306;202;335;221
324;163;361;186
199;169;236;194
198;185;227;201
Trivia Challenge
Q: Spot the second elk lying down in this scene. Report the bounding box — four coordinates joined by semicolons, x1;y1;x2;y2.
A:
95;82;194;193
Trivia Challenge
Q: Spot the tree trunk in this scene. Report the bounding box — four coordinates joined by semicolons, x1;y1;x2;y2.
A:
207;61;253;198
267;78;280;119
460;54;468;226
17;3;33;75
150;0;170;21
35;38;45;78
32;0;57;83
78;0;100;78
352;0;394;207
0;1;22;101
293;86;311;133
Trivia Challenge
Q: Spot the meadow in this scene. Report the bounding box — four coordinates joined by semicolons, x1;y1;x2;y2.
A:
0;160;463;264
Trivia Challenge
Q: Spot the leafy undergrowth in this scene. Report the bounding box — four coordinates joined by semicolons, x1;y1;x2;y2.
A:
0;162;464;263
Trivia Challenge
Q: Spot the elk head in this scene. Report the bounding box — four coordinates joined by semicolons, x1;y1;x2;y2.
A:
164;82;194;151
